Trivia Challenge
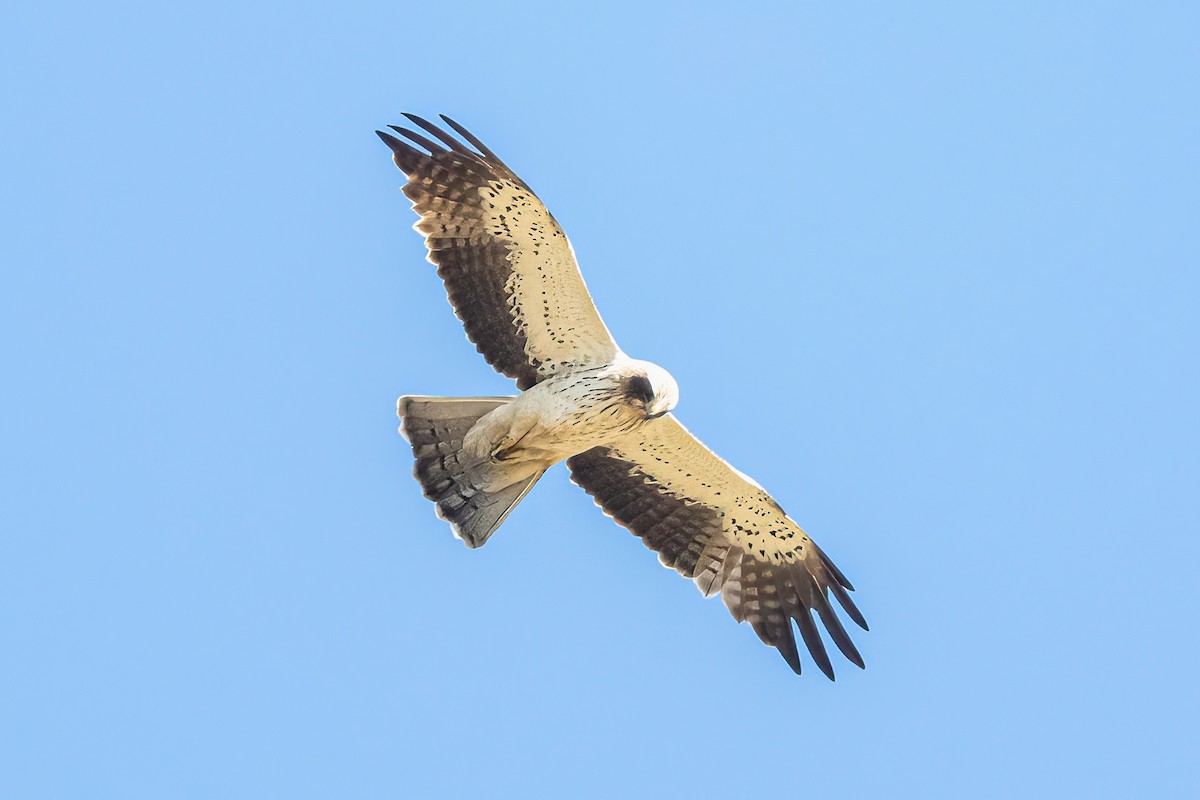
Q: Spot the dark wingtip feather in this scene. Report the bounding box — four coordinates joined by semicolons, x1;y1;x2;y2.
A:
402;113;474;155
827;579;869;631
387;124;445;155
375;129;425;173
813;542;855;591
439;114;504;163
812;587;866;669
375;128;414;155
776;624;803;675
795;611;836;681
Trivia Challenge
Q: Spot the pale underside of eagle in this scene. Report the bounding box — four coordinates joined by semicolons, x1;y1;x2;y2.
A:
377;114;867;679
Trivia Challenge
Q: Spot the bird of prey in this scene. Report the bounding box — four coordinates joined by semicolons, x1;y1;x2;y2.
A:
377;114;868;679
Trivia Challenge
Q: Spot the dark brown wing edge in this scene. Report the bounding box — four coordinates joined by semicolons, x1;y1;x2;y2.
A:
568;447;868;679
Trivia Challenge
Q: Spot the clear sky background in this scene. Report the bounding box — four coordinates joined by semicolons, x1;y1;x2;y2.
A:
3;1;1198;797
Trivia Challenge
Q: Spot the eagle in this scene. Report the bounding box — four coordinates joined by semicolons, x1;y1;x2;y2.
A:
377;114;868;679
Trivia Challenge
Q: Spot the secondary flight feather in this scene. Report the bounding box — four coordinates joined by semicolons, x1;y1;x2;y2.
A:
377;114;868;679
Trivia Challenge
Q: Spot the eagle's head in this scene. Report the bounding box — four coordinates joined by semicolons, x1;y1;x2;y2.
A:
623;360;679;420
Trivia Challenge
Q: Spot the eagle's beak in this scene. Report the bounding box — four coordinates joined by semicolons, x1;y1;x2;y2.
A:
646;397;672;419
645;392;674;419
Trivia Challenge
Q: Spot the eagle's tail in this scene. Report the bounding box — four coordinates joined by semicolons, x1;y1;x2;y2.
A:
397;395;543;548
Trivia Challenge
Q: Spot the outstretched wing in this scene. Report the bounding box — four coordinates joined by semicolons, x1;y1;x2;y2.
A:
568;416;868;679
377;114;620;390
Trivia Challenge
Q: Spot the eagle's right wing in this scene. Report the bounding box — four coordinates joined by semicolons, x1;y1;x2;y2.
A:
377;115;620;390
568;415;868;679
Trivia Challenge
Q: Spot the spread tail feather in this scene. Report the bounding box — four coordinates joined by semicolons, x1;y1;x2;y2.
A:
397;395;543;548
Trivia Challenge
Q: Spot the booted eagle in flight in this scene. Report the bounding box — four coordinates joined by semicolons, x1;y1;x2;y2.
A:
377;115;868;679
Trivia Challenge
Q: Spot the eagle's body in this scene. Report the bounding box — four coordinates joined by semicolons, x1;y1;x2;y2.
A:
378;114;868;679
465;358;678;468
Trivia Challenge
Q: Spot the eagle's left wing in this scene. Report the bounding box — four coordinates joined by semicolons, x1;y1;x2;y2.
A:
377;115;620;390
568;416;868;679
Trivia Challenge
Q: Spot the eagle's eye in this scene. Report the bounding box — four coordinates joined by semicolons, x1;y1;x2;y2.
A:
626;374;654;405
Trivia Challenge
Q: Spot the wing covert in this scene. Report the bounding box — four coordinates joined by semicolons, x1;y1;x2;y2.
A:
377;115;620;389
568;416;867;679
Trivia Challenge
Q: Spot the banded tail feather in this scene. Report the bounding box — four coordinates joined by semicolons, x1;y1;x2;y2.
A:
398;396;543;548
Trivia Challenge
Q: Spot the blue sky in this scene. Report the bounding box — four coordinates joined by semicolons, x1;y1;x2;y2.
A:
3;1;1198;797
